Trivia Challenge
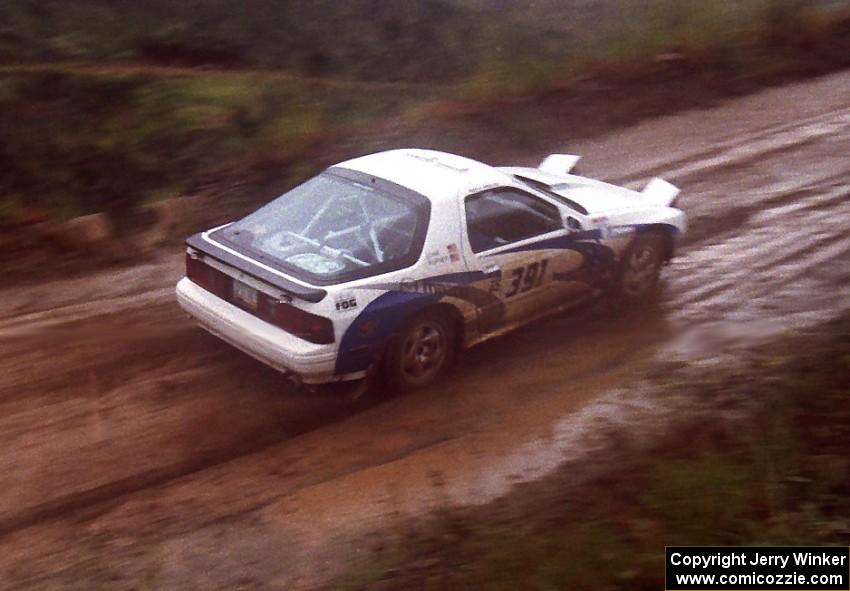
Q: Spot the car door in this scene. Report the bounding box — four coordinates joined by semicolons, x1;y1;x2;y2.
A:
460;187;583;336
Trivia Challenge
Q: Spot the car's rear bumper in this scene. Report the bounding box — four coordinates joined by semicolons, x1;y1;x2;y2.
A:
176;278;360;384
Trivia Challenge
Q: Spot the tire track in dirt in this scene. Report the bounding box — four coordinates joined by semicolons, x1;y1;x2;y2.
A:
615;106;850;185
672;194;850;306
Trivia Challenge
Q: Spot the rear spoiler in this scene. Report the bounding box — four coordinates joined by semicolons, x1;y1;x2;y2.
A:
538;153;581;176
641;178;681;207
186;232;327;303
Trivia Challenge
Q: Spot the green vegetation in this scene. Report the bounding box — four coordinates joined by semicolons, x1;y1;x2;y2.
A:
0;68;438;221
0;0;503;81
337;314;850;590
1;0;848;226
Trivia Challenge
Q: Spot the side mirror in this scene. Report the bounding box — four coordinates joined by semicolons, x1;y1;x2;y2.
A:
563;215;582;233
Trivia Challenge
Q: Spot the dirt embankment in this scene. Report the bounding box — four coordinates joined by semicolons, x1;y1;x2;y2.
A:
0;69;848;589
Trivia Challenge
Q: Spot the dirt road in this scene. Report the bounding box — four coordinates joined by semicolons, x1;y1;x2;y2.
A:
0;70;848;589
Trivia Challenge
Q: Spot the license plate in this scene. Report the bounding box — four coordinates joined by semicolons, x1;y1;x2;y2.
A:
232;281;258;310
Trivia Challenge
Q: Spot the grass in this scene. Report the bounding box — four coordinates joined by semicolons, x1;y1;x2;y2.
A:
335;314;850;590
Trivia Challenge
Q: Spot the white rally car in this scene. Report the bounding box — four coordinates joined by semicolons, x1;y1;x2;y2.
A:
176;149;685;391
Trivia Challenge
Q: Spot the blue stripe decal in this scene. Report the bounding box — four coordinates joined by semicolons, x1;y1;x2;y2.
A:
335;270;500;375
334;224;678;375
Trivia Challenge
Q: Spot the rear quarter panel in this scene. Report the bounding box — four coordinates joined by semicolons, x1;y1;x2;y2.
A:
331;194;477;375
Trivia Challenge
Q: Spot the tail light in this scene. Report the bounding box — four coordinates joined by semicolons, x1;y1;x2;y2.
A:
259;296;335;344
186;252;334;345
186;253;231;300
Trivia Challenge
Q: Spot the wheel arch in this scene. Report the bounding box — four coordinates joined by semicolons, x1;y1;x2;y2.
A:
381;300;463;391
429;301;466;351
387;301;465;351
636;223;677;263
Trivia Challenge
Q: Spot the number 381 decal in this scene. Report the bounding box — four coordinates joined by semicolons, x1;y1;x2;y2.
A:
505;259;548;298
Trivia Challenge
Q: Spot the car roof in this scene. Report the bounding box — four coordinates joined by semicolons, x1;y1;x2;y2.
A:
335;149;510;203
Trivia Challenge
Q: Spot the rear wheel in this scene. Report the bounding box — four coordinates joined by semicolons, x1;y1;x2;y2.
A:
615;232;665;300
384;309;456;392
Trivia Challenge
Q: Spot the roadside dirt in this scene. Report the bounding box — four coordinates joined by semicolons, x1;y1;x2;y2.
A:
0;69;848;589
327;313;850;590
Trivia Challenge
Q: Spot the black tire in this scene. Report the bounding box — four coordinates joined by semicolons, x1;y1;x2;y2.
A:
614;231;665;300
383;308;456;393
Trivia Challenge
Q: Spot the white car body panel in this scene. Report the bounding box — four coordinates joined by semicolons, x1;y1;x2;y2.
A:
176;149;687;385
176;278;345;383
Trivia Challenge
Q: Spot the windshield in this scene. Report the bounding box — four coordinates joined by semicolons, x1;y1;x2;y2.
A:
213;171;429;284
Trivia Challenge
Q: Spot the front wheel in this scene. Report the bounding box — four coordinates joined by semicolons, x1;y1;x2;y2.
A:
615;232;665;300
383;309;456;393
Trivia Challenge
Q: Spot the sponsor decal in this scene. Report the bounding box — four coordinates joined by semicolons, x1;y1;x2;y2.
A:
426;248;450;266
399;279;456;296
334;293;358;312
609;225;636;237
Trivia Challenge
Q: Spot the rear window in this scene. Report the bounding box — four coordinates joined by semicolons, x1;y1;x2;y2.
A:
213;170;430;285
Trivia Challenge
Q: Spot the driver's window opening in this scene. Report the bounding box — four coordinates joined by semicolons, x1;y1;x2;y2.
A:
465;189;561;253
